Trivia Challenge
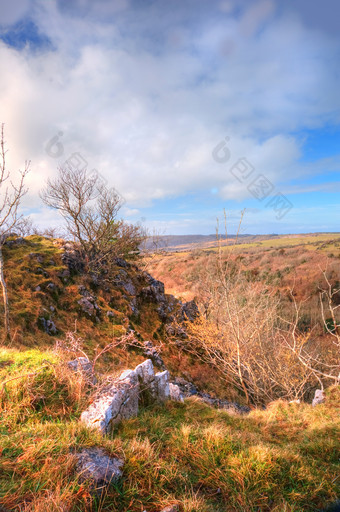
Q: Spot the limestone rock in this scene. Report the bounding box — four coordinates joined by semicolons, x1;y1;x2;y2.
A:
143;340;165;368
154;370;170;402
122;280;136;296
81;370;139;433
75;447;123;486
181;300;199;321
135;359;155;385
38;317;57;335
312;389;325;407
169;383;184;403
77;295;101;321
68;357;97;384
81;359;170;434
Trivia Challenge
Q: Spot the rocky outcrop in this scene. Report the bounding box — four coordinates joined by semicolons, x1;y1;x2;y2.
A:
37;317;58;335
77;285;102;322
4;236;27;247
81;360;170;434
59;242;198;333
169;383;184;402
180;300;199;322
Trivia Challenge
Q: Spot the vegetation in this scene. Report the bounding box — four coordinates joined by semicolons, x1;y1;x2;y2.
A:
0;347;339;511
0;201;339;510
0;124;30;341
182;240;339;405
41;166;146;275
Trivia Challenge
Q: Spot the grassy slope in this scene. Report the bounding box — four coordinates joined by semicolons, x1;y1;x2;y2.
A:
0;348;339;512
0;236;339;511
1;235;172;372
0;235;247;402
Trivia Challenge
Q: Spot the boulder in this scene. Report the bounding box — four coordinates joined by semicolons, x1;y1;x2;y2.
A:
81;370;139;433
135;359;155;384
154;370;170;402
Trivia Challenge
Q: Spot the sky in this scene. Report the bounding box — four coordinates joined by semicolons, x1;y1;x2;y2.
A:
0;0;340;235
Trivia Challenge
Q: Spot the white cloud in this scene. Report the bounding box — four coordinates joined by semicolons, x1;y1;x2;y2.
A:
0;0;30;26
0;0;339;233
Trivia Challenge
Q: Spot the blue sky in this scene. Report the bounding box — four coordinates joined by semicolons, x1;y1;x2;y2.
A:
0;0;339;235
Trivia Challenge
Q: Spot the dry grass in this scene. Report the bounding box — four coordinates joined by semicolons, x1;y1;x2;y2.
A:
0;235;339;510
1;347;339;511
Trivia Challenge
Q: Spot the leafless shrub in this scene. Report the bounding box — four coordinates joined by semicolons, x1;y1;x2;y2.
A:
282;270;340;389
55;330;137;375
184;212;336;405
41;166;146;275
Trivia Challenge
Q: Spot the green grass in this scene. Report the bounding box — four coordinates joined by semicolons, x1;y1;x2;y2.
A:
0;348;339;511
217;233;340;253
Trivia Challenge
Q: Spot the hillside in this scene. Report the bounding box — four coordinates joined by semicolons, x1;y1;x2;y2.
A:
0;235;339;511
145;233;340;305
144;233;340;253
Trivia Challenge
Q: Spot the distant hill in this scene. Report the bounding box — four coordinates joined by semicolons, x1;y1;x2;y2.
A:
143;232;340;252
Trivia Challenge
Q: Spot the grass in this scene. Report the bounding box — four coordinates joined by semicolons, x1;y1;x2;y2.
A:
0;235;339;510
0;347;339;511
146;234;340;309
0;235;172;369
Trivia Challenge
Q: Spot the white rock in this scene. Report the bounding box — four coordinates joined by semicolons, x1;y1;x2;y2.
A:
312;389;325;407
154;370;170;402
169;383;184;403
75;447;124;485
135;359;155;384
81;360;170;434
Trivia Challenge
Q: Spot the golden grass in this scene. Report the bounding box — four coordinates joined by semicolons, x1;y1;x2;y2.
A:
0;348;339;511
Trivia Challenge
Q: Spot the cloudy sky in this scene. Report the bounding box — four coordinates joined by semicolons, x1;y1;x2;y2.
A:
0;0;340;235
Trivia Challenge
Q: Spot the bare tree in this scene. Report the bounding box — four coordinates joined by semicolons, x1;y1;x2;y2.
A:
139;227;168;272
41;166;146;274
0;124;30;341
282;271;340;388
184;212;324;405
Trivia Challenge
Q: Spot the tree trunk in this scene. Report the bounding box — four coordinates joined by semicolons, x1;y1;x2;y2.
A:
0;245;10;341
